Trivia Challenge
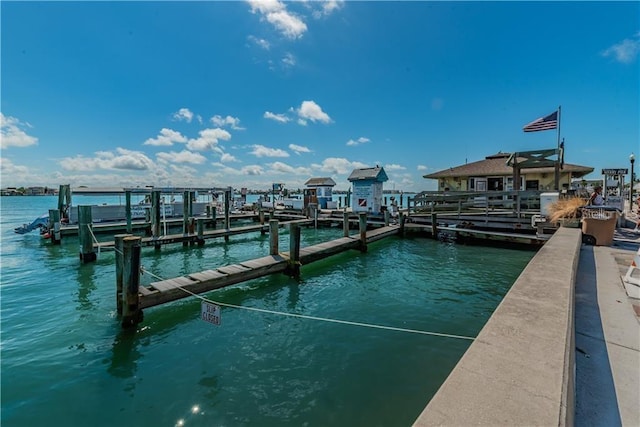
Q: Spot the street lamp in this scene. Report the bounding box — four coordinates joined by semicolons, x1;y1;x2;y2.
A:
630;152;635;208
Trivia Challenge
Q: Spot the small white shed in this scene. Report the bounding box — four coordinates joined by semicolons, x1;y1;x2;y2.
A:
347;166;388;213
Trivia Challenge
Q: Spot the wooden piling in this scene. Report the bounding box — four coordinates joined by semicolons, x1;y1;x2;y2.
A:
151;190;161;246
125;190;132;233
269;219;279;255
224;189;231;242
48;209;62;244
183;190;190;239
286;223;301;277
431;212;438;239
399;212;405;236
259;207;266;235
114;234;131;315
343;211;350;237
384;210;390;226
197;218;205;245
78;205;97;262
359;212;368;252
121;236;143;328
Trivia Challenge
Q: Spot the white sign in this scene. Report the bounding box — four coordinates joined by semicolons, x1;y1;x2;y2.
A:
201;301;221;325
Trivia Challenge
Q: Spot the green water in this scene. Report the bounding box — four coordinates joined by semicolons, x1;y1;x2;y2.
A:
1;196;535;426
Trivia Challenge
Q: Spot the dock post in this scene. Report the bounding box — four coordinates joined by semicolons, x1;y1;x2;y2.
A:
399;212;406;236
151;190;161;248
384;210;390;226
343;211;350;237
197;218;205;246
125;190;132;233
114;234;131;315
211;208;217;229
358;212;368;252
182;191;190;247
269;219;279;255
48;209;62;244
122;236;143;328
431;213;438;239
313;205;318;229
224;188;231;242
286;223;301;277
78;205;97;263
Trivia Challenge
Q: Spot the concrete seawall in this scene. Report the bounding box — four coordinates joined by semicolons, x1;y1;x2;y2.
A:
414;227;582;426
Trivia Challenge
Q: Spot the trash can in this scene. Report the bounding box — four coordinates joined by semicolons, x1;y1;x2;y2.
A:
581;206;619;246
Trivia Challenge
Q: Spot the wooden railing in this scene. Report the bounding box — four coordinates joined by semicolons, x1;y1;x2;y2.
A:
408;190;544;216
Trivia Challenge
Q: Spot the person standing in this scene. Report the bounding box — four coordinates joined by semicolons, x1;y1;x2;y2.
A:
589;186;605;206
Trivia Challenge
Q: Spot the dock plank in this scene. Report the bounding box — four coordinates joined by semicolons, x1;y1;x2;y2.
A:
217;264;251;275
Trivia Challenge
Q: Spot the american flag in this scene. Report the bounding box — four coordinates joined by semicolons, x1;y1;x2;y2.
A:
523;111;558;132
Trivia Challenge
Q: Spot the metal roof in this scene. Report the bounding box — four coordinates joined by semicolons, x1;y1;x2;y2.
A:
423;153;593;179
304;177;337;187
347;166;388;182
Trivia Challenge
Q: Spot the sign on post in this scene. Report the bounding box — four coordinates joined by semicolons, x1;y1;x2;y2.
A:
201;301;221;325
601;168;628;175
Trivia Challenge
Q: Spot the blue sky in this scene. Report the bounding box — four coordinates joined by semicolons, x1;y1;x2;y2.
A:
1;1;638;192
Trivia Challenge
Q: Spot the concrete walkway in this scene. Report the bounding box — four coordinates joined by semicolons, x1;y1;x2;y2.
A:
574;239;640;426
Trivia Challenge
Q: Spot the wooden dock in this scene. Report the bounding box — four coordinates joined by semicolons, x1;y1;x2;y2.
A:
60;213;257;237
404;223;549;246
95;219;312;249
136;224;399;310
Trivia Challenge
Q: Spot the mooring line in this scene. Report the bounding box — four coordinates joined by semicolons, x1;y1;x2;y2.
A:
139;266;476;341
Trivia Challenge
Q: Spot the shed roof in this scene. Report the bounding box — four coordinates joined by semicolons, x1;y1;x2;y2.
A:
347;166;388;182
304;177;336;187
424;152;593;179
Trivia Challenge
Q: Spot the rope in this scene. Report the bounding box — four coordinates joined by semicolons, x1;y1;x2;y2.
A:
139;266;475;341
85;224;101;255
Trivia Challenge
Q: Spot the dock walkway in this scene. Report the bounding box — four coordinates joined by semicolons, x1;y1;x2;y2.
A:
95;219;312;249
139;224;399;309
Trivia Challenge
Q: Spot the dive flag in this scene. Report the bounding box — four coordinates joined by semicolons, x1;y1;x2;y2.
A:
523;111;558;132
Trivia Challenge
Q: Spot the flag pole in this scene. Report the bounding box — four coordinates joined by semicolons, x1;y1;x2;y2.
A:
554;105;561;190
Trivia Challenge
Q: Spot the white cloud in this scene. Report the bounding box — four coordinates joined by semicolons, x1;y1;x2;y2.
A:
0;157;29;174
59;148;154;171
1;113;38;149
311;0;343;18
384;164;406;171
143;128;187;146
173;108;194;123
248;35;271;50
316;157;368;174
187;128;231;151
346;137;370;146
417;165;428;171
220;153;238;163
269;161;312;175
241;164;264;175
248;0;307;39
211;115;244;130
282;52;296;67
297;100;331;124
264;111;290;123
169;164;197;175
157;150;206;164
250;144;289;158
297;118;308;126
289;143;311;154
602;32;640;64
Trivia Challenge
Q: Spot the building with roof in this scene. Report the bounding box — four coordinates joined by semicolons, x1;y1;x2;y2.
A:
423;152;593;192
304;177;337;209
347;166;388;213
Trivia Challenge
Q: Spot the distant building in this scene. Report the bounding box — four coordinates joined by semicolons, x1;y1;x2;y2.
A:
26;186;46;196
348;166;388;213
304;177;336;209
423;152;593;192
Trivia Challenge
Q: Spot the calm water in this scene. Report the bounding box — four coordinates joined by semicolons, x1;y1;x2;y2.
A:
0;195;535;427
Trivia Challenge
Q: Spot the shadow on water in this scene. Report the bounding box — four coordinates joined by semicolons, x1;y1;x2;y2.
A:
76;262;97;312
574;245;622;426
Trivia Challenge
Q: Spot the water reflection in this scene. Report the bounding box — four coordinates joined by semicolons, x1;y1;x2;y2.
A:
76;262;97;312
107;328;142;383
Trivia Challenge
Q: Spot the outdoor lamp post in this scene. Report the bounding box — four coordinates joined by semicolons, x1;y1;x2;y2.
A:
630;152;635;207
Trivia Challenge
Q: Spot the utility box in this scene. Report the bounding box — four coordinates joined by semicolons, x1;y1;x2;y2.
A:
540;192;559;218
581;206;618;246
